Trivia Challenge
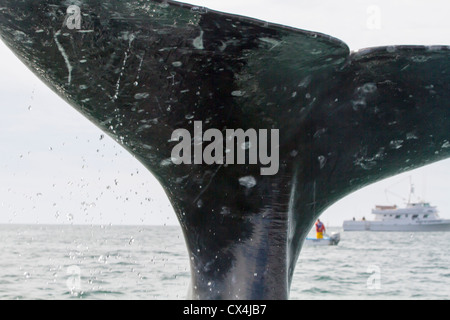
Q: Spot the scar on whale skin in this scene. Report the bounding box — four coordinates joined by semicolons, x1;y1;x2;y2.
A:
53;30;72;85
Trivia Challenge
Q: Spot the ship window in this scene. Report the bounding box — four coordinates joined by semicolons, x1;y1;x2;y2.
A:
424;215;429;219
412;215;418;219
395;215;401;219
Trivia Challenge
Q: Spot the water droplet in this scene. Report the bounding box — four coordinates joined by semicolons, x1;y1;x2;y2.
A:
193;31;204;50
231;90;245;97
313;128;328;139
406;132;418;140
241;141;252;150
361;83;377;94
411;55;429;63
386;46;397;53
239;176;257;189
389;140;404;150
318;156;327;169
134;93;150;100
160;158;173;167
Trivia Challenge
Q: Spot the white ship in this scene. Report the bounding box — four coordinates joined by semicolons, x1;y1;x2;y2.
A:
343;180;450;232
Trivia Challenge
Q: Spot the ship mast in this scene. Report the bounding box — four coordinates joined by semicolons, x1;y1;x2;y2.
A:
408;176;415;205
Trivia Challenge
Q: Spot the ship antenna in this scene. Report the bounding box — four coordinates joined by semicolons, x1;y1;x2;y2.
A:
408;176;413;204
408;176;419;204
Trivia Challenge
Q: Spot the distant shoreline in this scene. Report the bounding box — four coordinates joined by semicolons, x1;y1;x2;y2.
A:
0;223;182;228
0;223;344;229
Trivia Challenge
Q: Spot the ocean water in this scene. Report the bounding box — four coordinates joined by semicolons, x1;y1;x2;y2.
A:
0;224;449;300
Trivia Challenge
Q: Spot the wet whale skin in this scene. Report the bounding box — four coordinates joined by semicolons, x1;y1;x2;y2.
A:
0;0;449;299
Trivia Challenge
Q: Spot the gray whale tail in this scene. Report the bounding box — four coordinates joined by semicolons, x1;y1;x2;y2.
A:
0;0;449;299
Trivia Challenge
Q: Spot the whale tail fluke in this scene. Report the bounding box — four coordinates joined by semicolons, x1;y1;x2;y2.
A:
0;0;449;299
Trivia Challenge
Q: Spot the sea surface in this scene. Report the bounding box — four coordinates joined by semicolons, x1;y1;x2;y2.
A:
0;224;449;300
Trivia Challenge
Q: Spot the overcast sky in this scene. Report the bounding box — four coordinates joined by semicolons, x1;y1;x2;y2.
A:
0;0;449;226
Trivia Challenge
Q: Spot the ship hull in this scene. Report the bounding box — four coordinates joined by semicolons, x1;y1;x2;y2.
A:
343;220;450;232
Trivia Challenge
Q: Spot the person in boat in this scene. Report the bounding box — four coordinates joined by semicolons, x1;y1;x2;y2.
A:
315;219;326;239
